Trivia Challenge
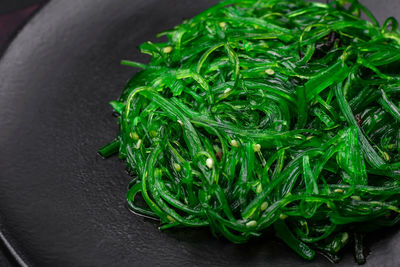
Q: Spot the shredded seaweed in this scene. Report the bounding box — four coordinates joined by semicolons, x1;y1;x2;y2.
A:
100;0;400;263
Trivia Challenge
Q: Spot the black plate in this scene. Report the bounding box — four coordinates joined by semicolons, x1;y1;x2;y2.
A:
1;0;400;266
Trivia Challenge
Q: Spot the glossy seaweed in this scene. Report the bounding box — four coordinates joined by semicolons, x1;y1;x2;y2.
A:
99;0;400;263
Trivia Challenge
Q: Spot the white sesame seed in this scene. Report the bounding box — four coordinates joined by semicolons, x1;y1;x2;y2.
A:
230;139;239;148
256;183;263;194
383;152;390;161
136;139;142;149
260;202;269;211
162;46;173;53
206;158;214;169
130;131;139;140
224;87;232;94
265;68;275;75
246;220;257;227
173;163;181;172
219;22;227;28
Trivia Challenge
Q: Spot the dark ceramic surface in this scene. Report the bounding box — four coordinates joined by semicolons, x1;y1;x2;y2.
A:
0;0;399;266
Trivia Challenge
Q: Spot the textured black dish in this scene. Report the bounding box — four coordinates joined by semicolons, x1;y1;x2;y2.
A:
1;0;400;266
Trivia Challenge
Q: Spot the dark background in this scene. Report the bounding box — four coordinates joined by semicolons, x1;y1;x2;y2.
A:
0;2;47;266
0;1;400;266
0;0;47;56
0;1;46;15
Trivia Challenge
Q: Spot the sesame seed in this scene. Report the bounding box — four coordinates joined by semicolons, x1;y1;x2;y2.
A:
206;158;214;169
149;130;157;137
260;202;269;211
383;152;390;161
246;220;257;227
280;214;288;220
162;46;173;53
265;68;275;75
256;183;263;194
136;139;142;149
173;163;182;172
166;215;175;222
224;87;232;94
230;139;239;148
219;22;227;28
130;131;139;140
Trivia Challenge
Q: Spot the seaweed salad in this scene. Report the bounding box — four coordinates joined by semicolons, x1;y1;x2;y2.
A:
99;0;400;263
